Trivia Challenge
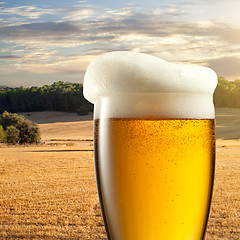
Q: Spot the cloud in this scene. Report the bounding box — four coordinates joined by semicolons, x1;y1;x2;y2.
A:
0;2;239;80
9;54;96;74
0;55;22;60
1;3;238;50
213;24;240;44
62;4;100;21
2;21;78;37
183;0;239;5
0;5;54;19
199;0;239;2
1;12;239;50
207;56;240;80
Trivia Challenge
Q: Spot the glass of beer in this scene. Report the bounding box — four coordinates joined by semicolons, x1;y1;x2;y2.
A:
83;51;217;240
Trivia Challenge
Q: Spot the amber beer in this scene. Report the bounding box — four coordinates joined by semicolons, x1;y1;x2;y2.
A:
94;118;215;240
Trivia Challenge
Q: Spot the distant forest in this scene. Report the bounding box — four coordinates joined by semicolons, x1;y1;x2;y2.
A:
0;81;93;115
0;77;240;114
214;77;240;108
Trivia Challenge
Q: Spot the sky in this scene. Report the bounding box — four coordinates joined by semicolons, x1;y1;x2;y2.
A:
0;0;240;87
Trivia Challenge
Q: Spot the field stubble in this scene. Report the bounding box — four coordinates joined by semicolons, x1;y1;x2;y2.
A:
0;144;105;239
0;110;240;239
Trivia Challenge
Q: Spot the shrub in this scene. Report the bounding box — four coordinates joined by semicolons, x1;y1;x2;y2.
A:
77;106;89;116
0;111;41;144
5;125;20;144
18;120;41;144
0;124;6;143
0;111;25;129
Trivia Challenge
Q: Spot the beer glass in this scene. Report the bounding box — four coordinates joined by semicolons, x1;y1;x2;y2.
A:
84;51;217;240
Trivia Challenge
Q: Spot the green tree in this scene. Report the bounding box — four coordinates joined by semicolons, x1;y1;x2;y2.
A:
5;125;20;144
213;77;240;108
18;120;41;144
0;111;41;144
0;111;25;129
0;125;6;143
0;82;93;114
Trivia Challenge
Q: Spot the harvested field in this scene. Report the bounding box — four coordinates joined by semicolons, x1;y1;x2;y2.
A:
0;144;106;239
0;108;240;239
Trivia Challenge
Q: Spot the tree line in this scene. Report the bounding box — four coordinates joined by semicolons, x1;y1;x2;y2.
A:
0;78;240;115
214;77;240;108
0;81;93;115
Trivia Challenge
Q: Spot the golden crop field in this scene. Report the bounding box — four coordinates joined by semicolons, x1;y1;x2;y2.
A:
0;108;240;239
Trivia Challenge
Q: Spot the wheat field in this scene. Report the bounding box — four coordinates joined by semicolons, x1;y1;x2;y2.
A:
0;108;240;239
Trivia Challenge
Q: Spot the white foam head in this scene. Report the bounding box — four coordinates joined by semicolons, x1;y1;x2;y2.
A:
83;51;218;119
